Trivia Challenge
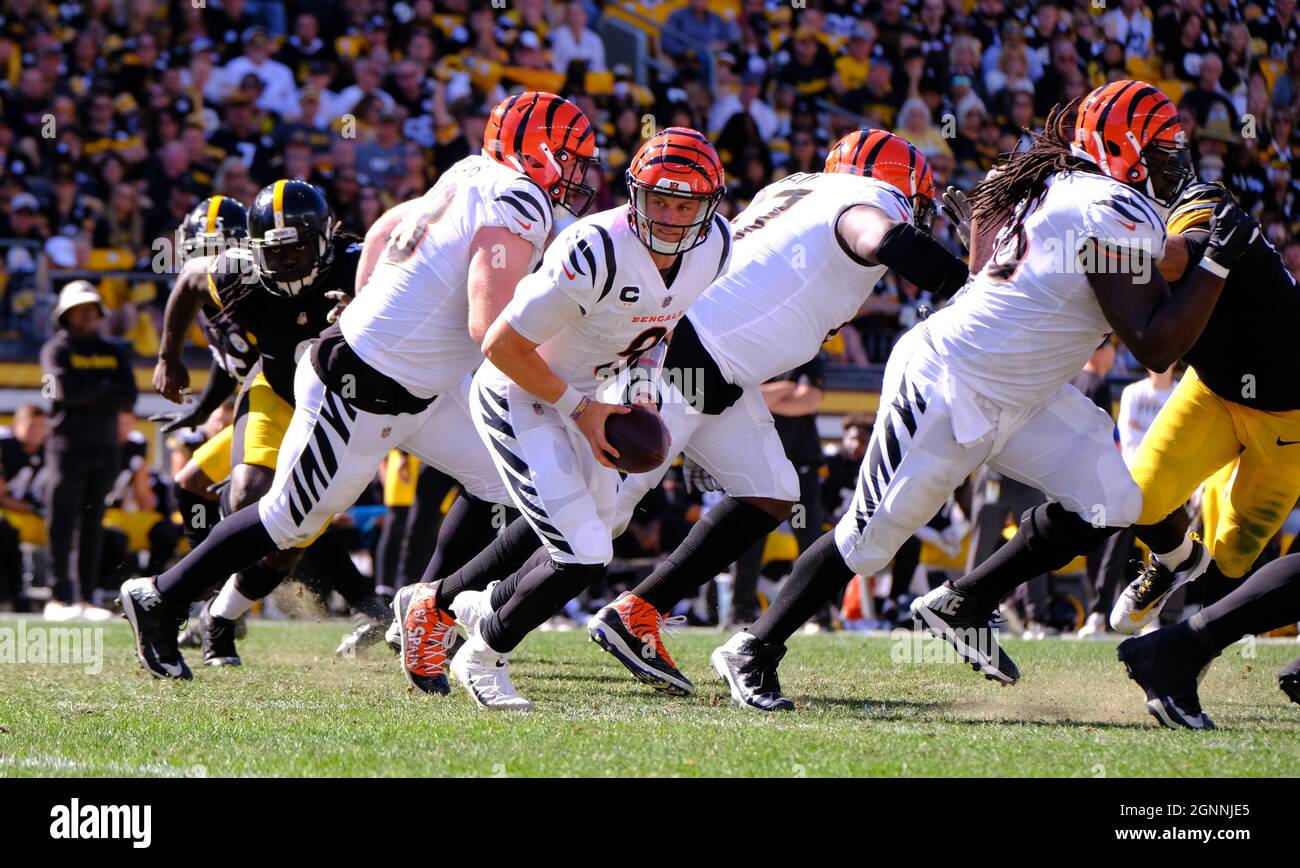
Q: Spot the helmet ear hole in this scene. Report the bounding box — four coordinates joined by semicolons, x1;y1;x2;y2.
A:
1106;140;1124;156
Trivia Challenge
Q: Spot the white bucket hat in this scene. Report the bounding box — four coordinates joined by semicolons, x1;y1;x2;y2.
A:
53;280;106;324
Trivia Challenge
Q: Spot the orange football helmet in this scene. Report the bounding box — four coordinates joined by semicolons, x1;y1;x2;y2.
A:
484;92;598;216
825;129;937;232
625;127;726;255
1071;80;1192;207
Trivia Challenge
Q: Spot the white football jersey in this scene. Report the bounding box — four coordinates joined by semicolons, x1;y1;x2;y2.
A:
689;172;907;387
485;204;733;395
925;170;1167;408
340;154;553;398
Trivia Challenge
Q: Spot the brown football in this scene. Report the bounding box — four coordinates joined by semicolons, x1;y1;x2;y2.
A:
604;405;671;473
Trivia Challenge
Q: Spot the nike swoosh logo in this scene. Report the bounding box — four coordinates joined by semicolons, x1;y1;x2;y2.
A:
562;262;576;281
1278;438;1300;446
160;661;184;676
514;217;533;231
1129;597;1164;621
1117;220;1136;231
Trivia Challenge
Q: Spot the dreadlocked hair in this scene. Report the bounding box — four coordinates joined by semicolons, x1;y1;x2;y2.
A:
971;98;1092;229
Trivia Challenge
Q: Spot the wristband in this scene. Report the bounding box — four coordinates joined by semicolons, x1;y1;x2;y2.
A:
552;385;589;421
1198;257;1230;279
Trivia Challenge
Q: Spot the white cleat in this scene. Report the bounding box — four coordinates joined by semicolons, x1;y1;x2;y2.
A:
1076;611;1109;639
450;582;498;637
449;634;533;711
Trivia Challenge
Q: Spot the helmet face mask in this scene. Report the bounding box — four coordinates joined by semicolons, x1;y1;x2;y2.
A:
247;180;335;297
545;145;598;217
624;127;726;257
911;193;936;234
628;183;724;255
1142;142;1194;208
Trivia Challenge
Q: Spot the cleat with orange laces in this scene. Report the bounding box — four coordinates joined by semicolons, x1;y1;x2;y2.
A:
394;582;459;696
587;593;692;696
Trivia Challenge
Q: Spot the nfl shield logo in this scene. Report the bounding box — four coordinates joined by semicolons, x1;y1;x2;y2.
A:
533;402;544;415
381;427;392;439
662;295;672;308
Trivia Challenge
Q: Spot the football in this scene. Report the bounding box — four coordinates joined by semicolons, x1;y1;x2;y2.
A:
604;404;671;473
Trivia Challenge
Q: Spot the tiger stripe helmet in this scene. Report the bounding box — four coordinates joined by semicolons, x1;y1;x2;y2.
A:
625;127;726;255
1072;80;1193;208
180;195;248;258
484;92;598;216
824;129;937;232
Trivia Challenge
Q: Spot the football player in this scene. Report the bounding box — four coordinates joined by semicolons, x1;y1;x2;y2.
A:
441;127;732;709
120;93;595;681
713;81;1258;710
1103;182;1300;638
1118;551;1300;728
397;130;970;699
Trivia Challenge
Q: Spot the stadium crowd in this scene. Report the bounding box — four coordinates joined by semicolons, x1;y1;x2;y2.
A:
1;0;1299;637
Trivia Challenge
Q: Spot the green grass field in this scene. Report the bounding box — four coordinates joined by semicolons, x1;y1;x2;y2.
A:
2;616;1297;777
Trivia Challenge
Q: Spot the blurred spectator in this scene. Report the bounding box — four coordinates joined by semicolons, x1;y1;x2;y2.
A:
0;404;49;612
663;0;738;58
551;1;607;74
709;70;778;140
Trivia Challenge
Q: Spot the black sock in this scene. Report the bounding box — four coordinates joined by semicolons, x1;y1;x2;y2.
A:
951;502;1116;607
156;505;276;605
301;528;372;607
234;560;288;599
432;515;535;608
1193;559;1240;609
175;488;220;550
480;558;604;653
1188;554;1300;652
488;545;550;611
422;493;507;582
749;532;853;646
633;496;784;613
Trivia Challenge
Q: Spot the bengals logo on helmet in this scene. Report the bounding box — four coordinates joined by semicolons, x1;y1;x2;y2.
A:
825;129;937;232
625;127;726;255
1071;80;1193;207
484;92;599;216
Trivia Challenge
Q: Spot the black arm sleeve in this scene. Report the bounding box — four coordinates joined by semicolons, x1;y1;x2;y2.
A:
873;222;971;303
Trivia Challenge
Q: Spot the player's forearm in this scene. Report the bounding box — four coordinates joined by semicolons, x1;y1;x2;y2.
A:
160;274;206;362
482;322;569;405
1133;268;1226;370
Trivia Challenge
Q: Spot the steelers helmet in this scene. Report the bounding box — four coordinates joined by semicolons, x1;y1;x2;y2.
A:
247;179;335;296
180;195;248;258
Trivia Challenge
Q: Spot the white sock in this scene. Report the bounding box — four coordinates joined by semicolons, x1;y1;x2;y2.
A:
1153;535;1194;570
210;578;257;621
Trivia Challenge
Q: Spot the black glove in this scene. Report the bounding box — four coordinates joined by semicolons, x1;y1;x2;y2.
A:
1201;198;1259;275
149;408;205;435
939;186;971;251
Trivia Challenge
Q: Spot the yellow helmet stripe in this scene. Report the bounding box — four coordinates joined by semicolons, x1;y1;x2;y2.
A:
205;195;223;234
272;180;286;229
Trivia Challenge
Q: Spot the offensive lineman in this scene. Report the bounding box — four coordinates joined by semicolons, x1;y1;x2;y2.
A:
120;93;597;681
712;81;1259;710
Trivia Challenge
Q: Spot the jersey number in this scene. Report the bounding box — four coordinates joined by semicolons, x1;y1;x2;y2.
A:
732;187;812;240
593;326;667;377
386;182;457;264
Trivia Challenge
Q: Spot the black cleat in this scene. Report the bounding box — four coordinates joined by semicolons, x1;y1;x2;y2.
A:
336;593;393;658
201;602;242;667
1110;541;1210;634
120;577;192;680
588;593;693;696
1279;656;1300;706
710;632;794;711
910;583;1019;685
1117;625;1218;730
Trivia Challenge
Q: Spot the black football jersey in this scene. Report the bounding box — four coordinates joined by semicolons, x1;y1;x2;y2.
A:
204;234;362;402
